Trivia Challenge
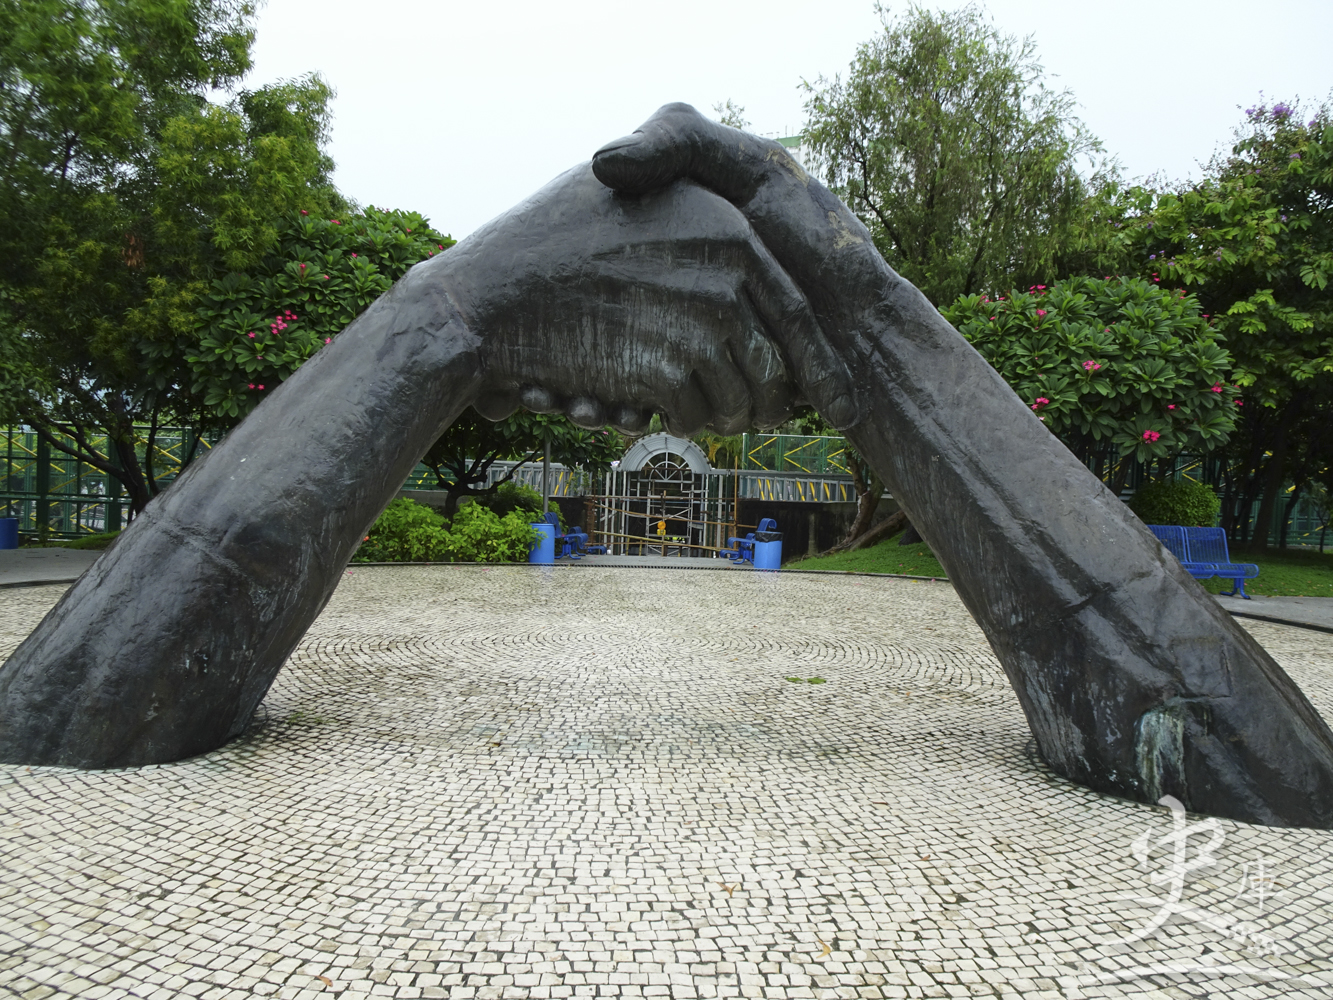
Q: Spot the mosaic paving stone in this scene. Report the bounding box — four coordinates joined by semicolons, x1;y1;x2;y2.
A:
2;565;1332;999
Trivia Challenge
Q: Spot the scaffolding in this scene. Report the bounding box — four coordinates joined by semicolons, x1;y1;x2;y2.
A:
596;452;739;557
1;426;214;538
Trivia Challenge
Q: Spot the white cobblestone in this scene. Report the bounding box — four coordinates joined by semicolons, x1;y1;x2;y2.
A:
1;566;1332;998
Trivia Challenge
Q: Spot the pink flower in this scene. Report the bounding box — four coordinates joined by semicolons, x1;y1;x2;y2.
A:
1167;404;1176;410
324;338;331;344
248;332;255;338
990;316;996;320
1142;430;1161;442
351;253;357;258
1236;400;1244;406
1211;383;1223;392
248;383;255;389
331;219;340;225
300;210;308;216
1037;285;1046;290
258;385;265;390
323;275;329;280
1036;309;1047;317
406;228;412;233
299;263;306;270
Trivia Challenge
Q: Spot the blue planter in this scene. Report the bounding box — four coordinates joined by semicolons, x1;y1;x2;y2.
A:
0;517;17;550
529;522;555;564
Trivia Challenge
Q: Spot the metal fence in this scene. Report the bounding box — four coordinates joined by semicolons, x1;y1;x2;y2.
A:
5;426;1326;548
1;426;213;538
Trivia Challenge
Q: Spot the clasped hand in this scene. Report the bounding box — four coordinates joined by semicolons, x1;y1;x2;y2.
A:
415;161;859;435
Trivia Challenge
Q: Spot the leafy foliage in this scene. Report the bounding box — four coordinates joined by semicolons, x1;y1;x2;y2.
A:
186;208;453;419
420;409;623;516
945;276;1239;467
1128;479;1221;527
352;498;537;563
441;504;539;563
0;1;352;515
1115;98;1333;547
712;99;750;130
801;4;1111;304
472;481;544;520
354;499;451;562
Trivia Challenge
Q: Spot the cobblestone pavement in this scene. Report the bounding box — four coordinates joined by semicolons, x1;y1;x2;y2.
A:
3;567;1333;1000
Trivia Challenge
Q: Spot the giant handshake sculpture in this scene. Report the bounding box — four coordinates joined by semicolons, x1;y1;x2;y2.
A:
3;106;1331;828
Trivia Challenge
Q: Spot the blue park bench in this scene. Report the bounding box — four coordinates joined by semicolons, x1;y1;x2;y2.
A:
1148;525;1260;599
727;517;779;565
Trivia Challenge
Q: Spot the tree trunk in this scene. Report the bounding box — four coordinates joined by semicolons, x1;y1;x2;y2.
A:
1246;434;1290;554
846;509;907;551
1108;454;1134;498
835;458;883;549
1277;485;1303;551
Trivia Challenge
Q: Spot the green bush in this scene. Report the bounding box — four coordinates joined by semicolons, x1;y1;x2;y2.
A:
354;498;452;562
440;504;538;562
352;498;537;563
475;481;544;520
944;276;1239;465
1128;479;1221;527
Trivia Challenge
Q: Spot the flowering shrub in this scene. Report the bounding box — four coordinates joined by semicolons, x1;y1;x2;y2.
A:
1128;478;1221;528
189;208;455;419
352;498;537;563
944;275;1240;464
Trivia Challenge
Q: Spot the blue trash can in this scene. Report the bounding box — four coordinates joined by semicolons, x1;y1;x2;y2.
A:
529;521;555;564
0;517;17;550
753;539;782;570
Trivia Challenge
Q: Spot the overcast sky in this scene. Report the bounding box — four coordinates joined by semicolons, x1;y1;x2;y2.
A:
244;0;1333;240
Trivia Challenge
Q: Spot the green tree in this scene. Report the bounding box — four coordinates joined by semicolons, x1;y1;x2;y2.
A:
187;206;452;421
801;3;1111;305
712;99;750;130
419;410;623;517
0;0;355;516
944;276;1240;493
1120;98;1333;549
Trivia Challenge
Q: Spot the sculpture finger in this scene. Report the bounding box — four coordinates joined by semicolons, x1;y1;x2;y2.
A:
739;240;857;429
725;324;794;430
520;384;561;414
565;396;606;429
609;404;652;436
474;384;521;421
662;372;713;437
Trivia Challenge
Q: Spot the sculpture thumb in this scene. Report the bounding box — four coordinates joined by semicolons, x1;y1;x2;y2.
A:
593;107;696;195
593;103;764;202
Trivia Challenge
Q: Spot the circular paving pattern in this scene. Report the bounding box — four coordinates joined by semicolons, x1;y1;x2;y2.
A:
2;565;1333;1000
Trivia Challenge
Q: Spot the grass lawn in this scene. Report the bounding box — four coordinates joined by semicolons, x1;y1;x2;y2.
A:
788;531;949;578
1197;547;1333;599
789;531;1333;598
21;532;120;551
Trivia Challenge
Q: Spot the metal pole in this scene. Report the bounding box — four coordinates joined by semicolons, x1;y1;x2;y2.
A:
35;434;50;540
542;438;551;514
